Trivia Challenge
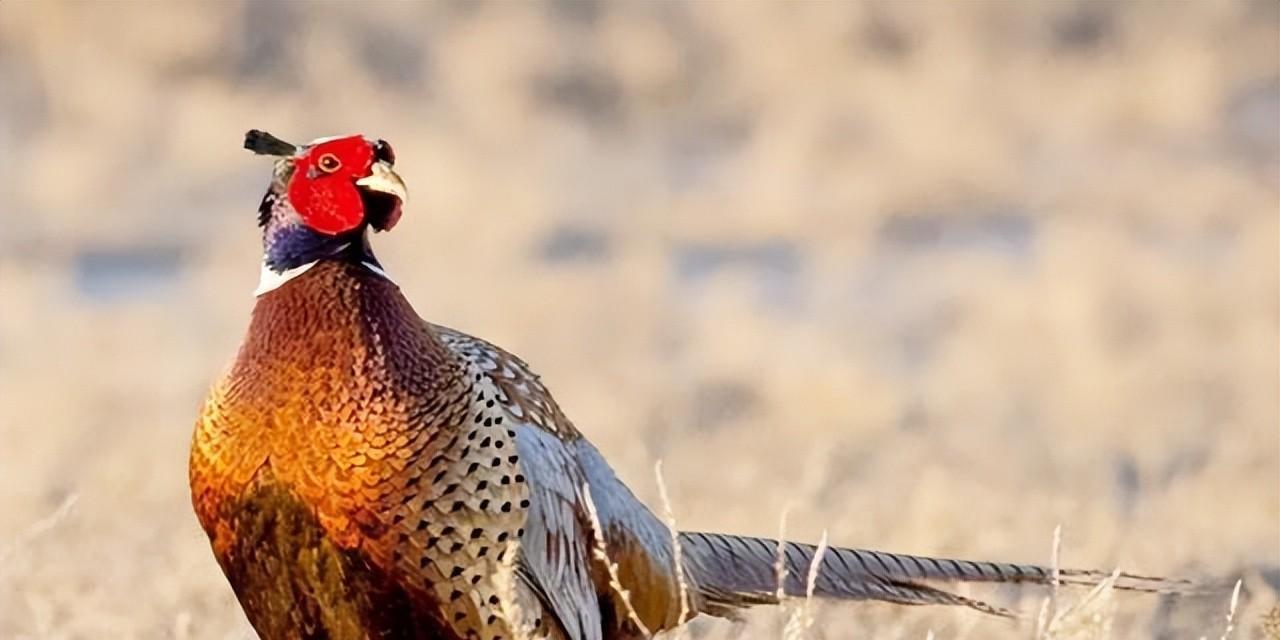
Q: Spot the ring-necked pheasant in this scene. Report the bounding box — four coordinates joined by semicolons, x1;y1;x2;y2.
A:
190;131;1186;640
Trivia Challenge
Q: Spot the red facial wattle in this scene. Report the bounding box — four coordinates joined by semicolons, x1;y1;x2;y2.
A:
287;136;376;236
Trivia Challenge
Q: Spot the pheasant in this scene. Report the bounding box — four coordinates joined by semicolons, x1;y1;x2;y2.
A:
190;130;1186;640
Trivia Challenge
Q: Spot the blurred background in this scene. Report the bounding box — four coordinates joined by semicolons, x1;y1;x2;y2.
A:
0;1;1276;638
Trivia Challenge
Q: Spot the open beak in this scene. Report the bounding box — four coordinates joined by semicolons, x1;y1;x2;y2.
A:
355;161;408;203
356;160;407;231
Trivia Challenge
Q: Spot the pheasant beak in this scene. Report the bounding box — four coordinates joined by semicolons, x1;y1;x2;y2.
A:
356;160;407;231
356;161;408;204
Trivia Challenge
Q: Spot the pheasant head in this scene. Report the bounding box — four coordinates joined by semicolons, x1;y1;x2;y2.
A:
244;130;407;279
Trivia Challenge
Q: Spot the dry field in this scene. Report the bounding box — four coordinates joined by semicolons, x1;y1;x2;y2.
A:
0;2;1276;638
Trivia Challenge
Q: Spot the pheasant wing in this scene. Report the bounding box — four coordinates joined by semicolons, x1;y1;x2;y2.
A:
434;325;602;640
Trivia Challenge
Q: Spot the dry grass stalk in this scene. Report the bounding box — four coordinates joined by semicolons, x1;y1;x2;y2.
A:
581;482;652;638
1041;568;1120;640
1035;596;1052;638
492;540;536;640
1210;579;1243;640
1035;524;1064;639
1049;525;1062;610
0;496;78;638
653;460;691;635
803;532;829;618
0;494;78;569
774;506;792;604
782;529;827;640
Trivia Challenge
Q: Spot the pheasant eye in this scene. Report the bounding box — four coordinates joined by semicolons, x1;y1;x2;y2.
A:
317;153;342;173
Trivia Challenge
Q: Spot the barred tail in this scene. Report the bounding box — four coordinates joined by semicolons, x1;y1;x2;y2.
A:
678;532;1193;618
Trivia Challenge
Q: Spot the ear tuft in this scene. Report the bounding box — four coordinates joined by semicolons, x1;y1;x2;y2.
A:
245;130;298;156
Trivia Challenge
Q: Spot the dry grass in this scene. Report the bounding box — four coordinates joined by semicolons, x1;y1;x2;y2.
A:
781;530;828;640
1217;579;1245;640
1261;603;1280;640
584;481;654;637
1032;525;1063;638
0;1;1276;638
654;461;692;637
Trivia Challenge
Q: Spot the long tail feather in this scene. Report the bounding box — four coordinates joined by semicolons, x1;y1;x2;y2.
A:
679;532;1195;618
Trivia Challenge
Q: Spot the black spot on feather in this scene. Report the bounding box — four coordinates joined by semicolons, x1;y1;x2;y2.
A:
257;192;275;227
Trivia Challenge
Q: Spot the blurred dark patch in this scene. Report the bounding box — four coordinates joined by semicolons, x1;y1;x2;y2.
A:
657;2;729;99
1223;75;1280;165
232;0;299;85
1130;217;1240;266
894;301;958;375
546;0;602;26
896;400;929;432
1245;0;1280;25
895;324;935;373
1261;566;1280;591
675;240;799;281
878;207;1037;259
846;253;967;377
1149;592;1197;640
817;437;891;499
1151;576;1261;640
158;51;227;84
73;248;184;304
998;396;1043;439
1152;380;1236;487
690;379;759;433
1199;378;1237;427
1158;444;1210;486
533;64;622;128
859;12;912;60
1102;293;1153;354
664;114;751;191
1049;2;1116;52
439;0;483;19
1112;452;1140;519
673;240;805;310
535;224;612;265
0;45;48;142
357;26;427;92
